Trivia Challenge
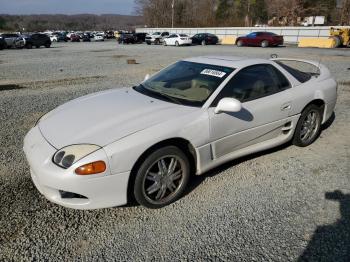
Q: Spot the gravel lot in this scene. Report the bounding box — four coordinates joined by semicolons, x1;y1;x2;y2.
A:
0;41;349;261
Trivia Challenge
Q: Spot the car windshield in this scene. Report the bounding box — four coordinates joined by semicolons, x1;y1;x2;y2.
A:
134;61;234;107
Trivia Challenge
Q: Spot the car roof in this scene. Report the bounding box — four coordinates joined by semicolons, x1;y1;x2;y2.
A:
183;56;272;69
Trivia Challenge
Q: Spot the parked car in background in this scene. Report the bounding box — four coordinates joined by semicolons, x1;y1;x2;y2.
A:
145;32;169;45
70;34;81;42
82;33;92;42
22;33;51;49
163;34;192;46
93;34;104;41
236;32;284;47
118;33;136;44
105;31;115;39
134;33;147;43
0;33;20;48
192;33;219;45
0;36;7;50
47;34;58;42
53;32;69;42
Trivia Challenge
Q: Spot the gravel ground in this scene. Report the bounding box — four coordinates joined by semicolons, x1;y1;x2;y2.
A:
0;41;349;261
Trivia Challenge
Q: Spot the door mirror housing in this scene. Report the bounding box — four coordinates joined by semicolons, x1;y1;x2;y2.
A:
214;98;242;114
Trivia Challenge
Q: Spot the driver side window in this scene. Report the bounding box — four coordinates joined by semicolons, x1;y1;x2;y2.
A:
213;64;291;105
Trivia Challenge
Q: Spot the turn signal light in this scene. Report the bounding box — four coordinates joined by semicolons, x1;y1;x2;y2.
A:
75;161;106;175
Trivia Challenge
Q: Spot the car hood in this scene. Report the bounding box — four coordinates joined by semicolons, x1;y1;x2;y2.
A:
39;88;198;149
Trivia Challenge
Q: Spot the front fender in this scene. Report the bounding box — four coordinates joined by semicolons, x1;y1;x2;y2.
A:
103;110;209;174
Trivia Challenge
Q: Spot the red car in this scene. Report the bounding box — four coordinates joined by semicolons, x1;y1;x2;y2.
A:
70;34;81;42
236;32;284;47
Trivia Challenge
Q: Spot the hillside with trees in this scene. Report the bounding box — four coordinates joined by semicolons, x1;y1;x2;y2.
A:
135;0;350;27
0;14;144;32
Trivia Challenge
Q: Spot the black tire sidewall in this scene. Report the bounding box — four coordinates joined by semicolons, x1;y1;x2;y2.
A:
293;104;322;147
133;146;190;208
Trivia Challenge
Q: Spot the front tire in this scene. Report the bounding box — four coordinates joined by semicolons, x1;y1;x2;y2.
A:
293;104;323;147
133;146;190;208
201;40;206;46
236;40;243;47
175;41;179;47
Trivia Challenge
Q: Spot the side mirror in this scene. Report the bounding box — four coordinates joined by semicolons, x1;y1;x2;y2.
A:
214;98;242;114
144;74;150;81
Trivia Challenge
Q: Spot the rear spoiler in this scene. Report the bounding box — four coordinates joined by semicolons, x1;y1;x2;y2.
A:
271;58;331;80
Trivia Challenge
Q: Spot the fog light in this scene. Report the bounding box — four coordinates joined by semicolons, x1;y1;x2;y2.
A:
75;161;106;175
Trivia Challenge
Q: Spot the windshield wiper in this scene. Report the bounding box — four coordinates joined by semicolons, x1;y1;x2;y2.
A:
156;91;183;105
137;84;183;105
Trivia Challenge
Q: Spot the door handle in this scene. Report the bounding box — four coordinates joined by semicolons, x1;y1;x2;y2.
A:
281;103;291;111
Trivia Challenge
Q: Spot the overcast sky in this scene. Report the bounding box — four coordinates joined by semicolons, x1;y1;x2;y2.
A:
0;0;136;15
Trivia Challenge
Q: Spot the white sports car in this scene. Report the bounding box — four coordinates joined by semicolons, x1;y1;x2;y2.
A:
23;56;337;209
164;34;192;46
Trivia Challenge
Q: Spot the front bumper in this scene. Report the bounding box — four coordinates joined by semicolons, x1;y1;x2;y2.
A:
23;126;130;209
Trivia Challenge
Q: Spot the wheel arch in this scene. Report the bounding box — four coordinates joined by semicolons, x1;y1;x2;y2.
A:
127;137;197;203
302;99;326;121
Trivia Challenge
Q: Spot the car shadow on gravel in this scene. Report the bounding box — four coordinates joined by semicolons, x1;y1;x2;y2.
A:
298;190;350;262
184;142;291;198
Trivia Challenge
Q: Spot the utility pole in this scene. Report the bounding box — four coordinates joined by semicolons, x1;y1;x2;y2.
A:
171;0;175;28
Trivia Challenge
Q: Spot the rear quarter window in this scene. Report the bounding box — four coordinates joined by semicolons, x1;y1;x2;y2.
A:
275;60;320;83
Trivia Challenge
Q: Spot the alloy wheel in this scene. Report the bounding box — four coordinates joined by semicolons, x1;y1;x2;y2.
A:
142;155;185;204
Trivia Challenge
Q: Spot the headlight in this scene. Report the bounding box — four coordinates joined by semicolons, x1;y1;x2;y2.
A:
53;144;101;168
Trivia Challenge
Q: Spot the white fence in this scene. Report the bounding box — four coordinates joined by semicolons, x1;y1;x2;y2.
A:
136;26;349;43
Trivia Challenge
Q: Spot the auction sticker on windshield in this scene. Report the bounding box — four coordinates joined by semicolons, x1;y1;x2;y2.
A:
200;69;227;78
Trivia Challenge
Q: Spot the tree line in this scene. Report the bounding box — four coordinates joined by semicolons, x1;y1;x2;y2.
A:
135;0;350;27
0;14;144;32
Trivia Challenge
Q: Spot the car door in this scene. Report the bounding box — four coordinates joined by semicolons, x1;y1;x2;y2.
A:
31;34;39;45
192;34;199;44
168;34;176;45
252;32;265;46
245;32;257;46
208;64;292;159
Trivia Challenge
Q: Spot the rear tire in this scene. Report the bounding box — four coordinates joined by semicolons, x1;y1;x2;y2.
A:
293;104;323;147
133;146;190;208
26;43;32;49
261;40;269;48
201;40;206;46
45;43;51;48
330;36;342;48
175;41;179;47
